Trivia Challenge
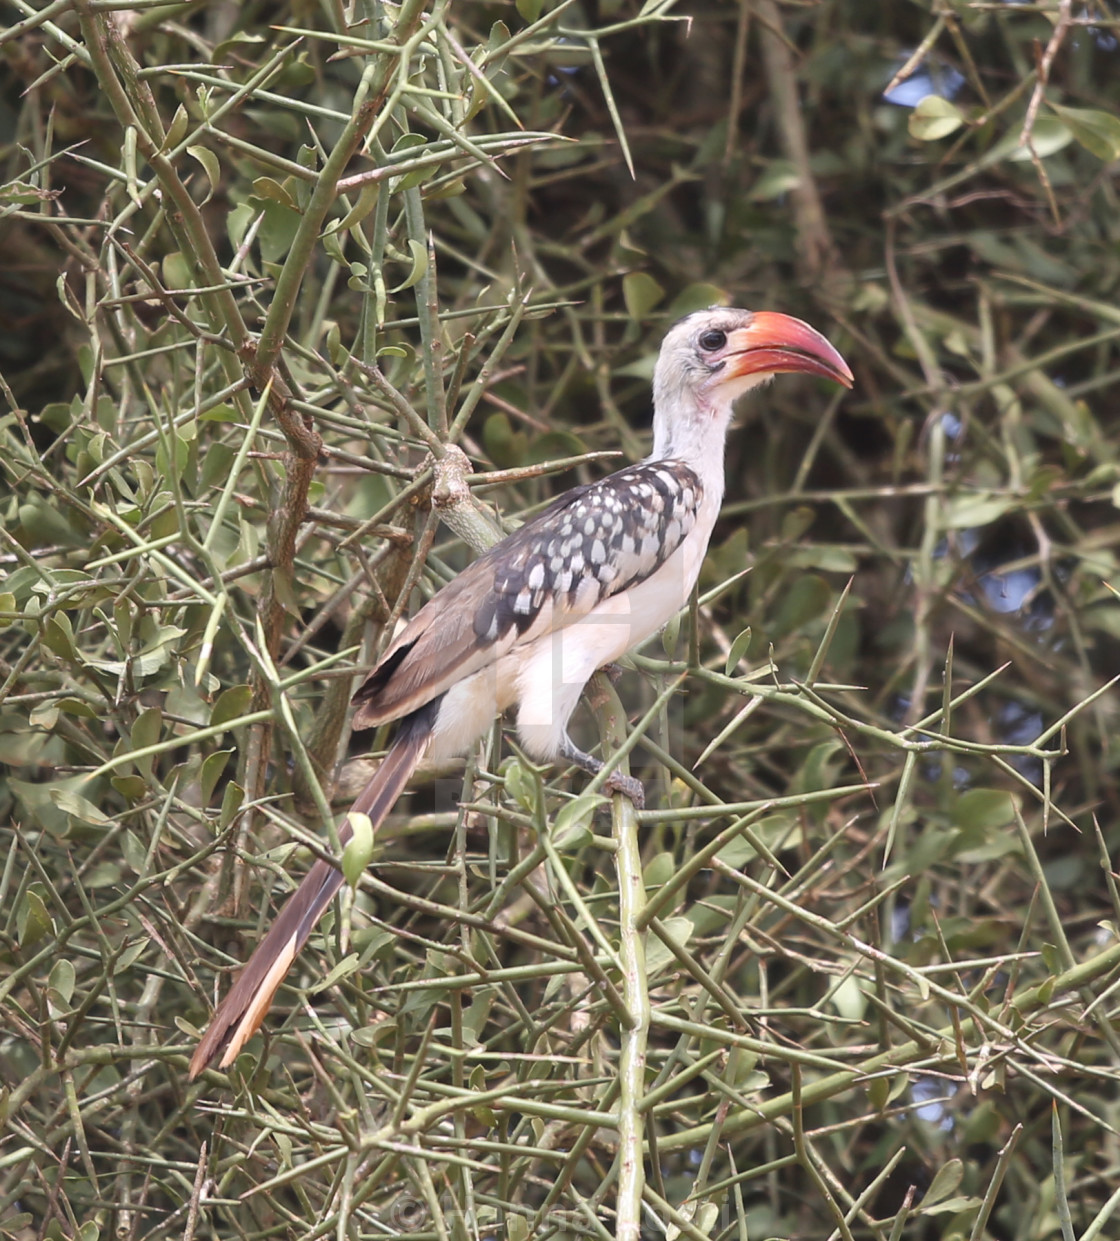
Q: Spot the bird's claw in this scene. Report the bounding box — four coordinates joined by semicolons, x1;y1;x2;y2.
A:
557;731;644;808
603;770;645;810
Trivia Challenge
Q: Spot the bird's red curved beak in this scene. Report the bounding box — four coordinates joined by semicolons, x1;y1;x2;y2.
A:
724;312;854;388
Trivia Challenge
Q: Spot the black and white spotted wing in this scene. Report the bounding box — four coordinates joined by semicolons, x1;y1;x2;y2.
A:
474;460;704;642
352;459;704;726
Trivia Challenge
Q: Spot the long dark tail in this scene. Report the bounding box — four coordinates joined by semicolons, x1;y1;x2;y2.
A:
188;708;435;1079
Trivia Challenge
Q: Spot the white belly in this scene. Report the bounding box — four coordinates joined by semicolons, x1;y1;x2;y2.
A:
426;503;717;766
513;520;711;762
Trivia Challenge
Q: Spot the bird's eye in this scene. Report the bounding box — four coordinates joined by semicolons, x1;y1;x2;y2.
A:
698;329;727;352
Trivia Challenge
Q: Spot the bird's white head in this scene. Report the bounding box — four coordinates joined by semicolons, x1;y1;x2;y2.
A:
650;306;853;464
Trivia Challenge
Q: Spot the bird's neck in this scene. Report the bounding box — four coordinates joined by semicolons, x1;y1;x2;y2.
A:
650;390;735;506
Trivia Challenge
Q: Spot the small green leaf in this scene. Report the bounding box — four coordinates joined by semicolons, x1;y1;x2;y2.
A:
793;739;843;796
219;780;244;829
643;850;676;889
390;132;427;156
187;145;220;204
20;499;78;547
200;749;234;804
254;200;301;265
18;889;53;948
998;114;1072;162
0;180;56;205
748;159;801;201
198;403;237;424
353;926;396;958
213;31;265;64
645;916;693;975
661;609;681;658
130;707;162;778
483;412;527;469
783;544;859;573
317;233;345;271
58;697;97;718
622;271;665;320
523;430;586;467
110;601;136;643
162;251;193;289
715;834;756;869
867;1074;890;1112
773;574;831;637
155;431;189;482
390;238;428;293
162;104;189;152
226;202;257;253
921;1195;984;1217
199;440;236;491
122;829;147;874
51;787;111;825
942;491;1013;529
49;958;76;1006
1049;102;1120;161
38;401;74;433
908;94;964;141
316;952;360;992
111;775;148;804
1040;942;1063;975
953;788;1015;830
777;506;813;544
29;701;58;731
333;181;381;235
922;1158;964;1207
487;21;511;57
342;813;374;888
504;760;536;813
278;55;316;90
211;684;253;730
251;175;297;208
426;178;467;202
828;974;866;1021
667;283;728;317
516;0;544;23
391;133;430;191
725;626;752;675
467;24;511;118
552;791;606;850
84;647;171;679
326;320;346;365
469;1061;498;1123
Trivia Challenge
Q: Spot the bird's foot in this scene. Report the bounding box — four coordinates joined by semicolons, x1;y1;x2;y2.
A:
603;769;645;810
558;735;645;810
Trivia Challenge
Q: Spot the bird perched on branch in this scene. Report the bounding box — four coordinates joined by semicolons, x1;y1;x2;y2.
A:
188;306;853;1079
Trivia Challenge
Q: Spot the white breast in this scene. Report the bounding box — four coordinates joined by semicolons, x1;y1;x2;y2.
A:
511;504;718;763
426;471;722;768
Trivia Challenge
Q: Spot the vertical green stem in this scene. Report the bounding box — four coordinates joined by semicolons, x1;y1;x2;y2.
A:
615;786;648;1241
593;673;649;1241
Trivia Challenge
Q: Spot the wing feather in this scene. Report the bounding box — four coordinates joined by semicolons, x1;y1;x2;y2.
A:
351;462;703;728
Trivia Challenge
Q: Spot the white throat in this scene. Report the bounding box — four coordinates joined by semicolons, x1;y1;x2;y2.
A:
650;376;764;506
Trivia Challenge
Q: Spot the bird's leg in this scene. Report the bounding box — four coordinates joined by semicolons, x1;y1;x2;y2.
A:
558;735;645;810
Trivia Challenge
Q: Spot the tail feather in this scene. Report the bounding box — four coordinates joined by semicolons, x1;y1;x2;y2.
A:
188;708;434;1079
